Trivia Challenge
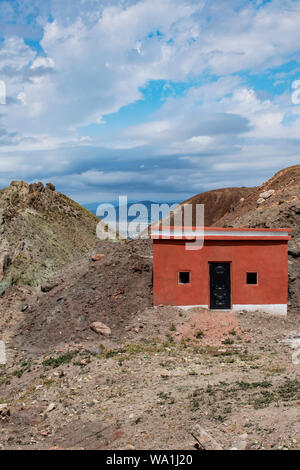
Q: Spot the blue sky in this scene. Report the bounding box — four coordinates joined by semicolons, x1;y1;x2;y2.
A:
0;0;300;203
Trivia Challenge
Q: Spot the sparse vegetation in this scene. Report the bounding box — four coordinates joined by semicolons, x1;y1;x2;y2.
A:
223;338;234;345
42;352;77;368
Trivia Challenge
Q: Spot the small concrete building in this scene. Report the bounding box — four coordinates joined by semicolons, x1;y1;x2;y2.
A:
151;226;291;316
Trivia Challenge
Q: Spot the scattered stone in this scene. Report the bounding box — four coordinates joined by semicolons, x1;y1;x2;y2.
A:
125;444;136;450
91;254;105;262
0;404;10;418
192;424;223;450
282;335;300;364
259;189;275;199
45;403;56;413
90;321;111;336
257;198;265;205
41;280;59;293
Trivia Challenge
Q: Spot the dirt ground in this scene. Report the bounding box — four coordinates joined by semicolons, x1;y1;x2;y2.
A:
8;239;153;353
0;302;299;450
0;237;299;450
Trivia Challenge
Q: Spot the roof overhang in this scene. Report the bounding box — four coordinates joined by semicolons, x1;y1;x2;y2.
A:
150;226;292;241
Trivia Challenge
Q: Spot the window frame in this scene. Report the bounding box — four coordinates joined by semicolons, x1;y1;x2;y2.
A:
246;272;258;285
178;271;191;285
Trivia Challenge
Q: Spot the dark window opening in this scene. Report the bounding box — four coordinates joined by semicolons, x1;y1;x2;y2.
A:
247;272;258;285
179;271;190;284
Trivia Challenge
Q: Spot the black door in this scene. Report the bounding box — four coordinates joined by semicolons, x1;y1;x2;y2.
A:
209;262;231;309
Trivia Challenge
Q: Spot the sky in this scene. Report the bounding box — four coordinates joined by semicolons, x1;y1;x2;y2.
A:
0;0;300;203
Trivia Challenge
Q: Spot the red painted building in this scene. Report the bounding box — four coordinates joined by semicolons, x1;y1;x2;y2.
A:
151;227;291;316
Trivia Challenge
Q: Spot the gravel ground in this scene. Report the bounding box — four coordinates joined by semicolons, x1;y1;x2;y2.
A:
0;305;299;450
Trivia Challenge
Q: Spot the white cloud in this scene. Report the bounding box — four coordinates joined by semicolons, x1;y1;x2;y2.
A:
1;0;300;201
1;0;204;142
0;36;35;73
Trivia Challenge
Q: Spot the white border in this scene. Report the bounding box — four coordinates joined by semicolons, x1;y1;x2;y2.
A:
152;229;290;238
232;304;287;316
177;304;287;316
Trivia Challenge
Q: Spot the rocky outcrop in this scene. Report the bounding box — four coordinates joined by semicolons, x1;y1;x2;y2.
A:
0;180;101;295
46;183;56;191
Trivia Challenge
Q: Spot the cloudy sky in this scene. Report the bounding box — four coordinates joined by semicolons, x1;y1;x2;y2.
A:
0;0;300;203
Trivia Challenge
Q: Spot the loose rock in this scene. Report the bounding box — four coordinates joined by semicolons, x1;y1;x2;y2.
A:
90;321;111;336
0;404;10;417
45;403;56;413
259;189;275;199
257;198;265;205
91;254;105;262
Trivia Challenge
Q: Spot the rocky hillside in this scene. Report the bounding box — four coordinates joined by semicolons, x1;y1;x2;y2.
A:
216;165;300;307
12;239;153;352
0;181;100;295
180;187;255;226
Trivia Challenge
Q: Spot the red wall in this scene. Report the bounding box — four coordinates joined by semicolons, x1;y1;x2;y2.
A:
153;239;289;307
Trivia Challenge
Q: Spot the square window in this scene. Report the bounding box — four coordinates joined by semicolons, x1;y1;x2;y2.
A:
179;271;190;284
247;272;257;285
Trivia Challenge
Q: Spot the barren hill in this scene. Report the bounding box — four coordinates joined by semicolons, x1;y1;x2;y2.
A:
0;181;100;295
181;186;255;226
216;165;300;307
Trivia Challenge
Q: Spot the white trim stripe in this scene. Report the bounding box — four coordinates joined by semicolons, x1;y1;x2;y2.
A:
176;304;287;316
152;230;290;238
232;304;287;316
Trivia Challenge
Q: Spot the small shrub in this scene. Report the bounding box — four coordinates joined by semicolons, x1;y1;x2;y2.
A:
223;338;234;345
42;352;77;368
195;330;204;339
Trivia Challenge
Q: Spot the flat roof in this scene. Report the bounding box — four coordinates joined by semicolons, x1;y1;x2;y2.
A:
150;226;292;241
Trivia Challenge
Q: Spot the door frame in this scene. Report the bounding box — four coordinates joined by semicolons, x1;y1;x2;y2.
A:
209;261;232;310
